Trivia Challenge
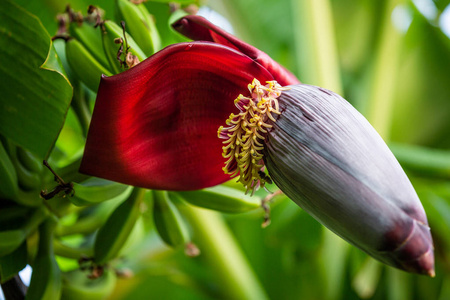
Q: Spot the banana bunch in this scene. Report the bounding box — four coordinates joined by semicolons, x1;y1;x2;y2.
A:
69;21;110;71
63;1;161;91
63;7;113;92
0;136;45;206
51;183;136;263
55;193;129;237
0;136;58;291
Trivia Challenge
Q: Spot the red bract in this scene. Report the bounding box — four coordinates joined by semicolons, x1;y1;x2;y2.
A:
172;15;300;87
80;16;299;190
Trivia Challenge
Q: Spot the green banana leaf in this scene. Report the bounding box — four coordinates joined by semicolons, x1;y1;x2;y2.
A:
0;0;72;159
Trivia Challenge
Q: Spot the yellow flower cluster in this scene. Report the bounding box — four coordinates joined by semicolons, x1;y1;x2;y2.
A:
218;79;288;194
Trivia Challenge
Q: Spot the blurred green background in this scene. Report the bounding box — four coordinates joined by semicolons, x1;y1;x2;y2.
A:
1;0;450;299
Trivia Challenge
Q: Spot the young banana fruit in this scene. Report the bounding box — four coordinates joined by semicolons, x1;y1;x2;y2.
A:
16;147;43;175
4;140;41;193
26;217;62;300
153;190;191;249
61;268;117;300
65;38;112;92
69;21;110;71
94;188;145;265
70;177;132;206
116;0;161;56
173;185;262;214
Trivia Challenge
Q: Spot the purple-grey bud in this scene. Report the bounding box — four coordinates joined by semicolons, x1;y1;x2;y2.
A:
264;84;435;276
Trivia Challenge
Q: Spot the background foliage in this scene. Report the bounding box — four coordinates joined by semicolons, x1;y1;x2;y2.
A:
0;0;450;299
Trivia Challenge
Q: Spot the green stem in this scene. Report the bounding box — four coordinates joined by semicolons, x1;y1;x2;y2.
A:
291;0;342;93
181;205;269;300
366;0;404;139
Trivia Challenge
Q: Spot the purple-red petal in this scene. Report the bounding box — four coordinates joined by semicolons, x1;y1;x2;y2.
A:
80;42;274;190
172;15;300;86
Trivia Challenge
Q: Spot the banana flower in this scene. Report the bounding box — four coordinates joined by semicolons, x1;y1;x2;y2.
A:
80;15;434;276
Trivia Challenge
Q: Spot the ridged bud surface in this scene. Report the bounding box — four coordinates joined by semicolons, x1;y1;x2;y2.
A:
264;84;434;276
